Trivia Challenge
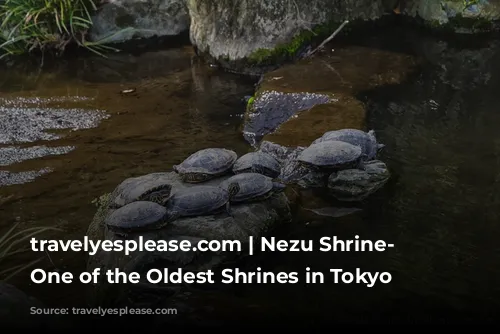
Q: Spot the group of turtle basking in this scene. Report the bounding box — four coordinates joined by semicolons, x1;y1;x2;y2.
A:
104;128;385;236
104;148;287;236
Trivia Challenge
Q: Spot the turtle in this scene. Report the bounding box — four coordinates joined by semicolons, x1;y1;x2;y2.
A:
312;129;384;160
164;183;241;222
232;151;281;178
105;201;169;236
109;173;174;209
220;173;286;203
297;140;363;170
172;148;238;183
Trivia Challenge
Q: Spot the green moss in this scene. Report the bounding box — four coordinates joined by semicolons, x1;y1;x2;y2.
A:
247;21;340;65
246;96;255;111
246;94;261;114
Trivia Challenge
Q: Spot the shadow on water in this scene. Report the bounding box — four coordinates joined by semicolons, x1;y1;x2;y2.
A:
1;21;500;325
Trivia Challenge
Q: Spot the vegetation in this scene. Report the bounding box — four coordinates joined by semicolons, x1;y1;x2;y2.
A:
246;96;255;112
0;222;61;282
247;20;347;65
0;0;121;59
462;0;481;10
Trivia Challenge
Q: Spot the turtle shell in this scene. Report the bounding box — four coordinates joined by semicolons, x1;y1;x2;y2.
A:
105;201;168;233
312;129;379;160
298;140;362;169
173;148;237;183
165;185;230;217
109;173;173;208
232;152;281;178
221;173;274;203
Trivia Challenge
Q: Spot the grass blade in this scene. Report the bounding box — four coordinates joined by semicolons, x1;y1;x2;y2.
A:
1;257;44;281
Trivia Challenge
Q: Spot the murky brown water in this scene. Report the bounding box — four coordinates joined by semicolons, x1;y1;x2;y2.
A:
0;46;256;305
2;23;500;324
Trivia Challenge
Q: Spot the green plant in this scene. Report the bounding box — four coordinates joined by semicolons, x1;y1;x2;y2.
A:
0;222;61;281
0;0;126;59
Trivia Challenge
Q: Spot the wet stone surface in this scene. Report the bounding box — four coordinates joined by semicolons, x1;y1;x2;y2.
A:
243;91;334;146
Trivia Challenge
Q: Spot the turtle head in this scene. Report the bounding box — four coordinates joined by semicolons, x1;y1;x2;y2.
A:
272;181;286;193
172;165;179;173
227;182;241;198
377;143;385;152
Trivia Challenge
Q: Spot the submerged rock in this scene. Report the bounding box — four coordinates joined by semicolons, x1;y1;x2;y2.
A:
0;145;75;167
0;97;108;145
86;171;291;306
0;168;53;187
90;0;190;43
242;44;416;148
327;160;390;201
244;91;333;146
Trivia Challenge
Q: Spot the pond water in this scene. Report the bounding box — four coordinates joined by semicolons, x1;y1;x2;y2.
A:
1;22;500;325
0;46;256;307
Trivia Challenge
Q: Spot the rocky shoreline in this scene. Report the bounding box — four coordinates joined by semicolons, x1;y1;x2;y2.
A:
90;0;500;74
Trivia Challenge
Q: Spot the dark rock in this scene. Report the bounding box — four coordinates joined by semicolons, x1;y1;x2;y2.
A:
327;160;390;201
90;0;190;43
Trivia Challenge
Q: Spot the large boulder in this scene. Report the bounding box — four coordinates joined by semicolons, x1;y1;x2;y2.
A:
86;172;291;306
404;0;500;33
327;160;391;201
186;0;389;72
186;0;500;73
90;0;190;43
